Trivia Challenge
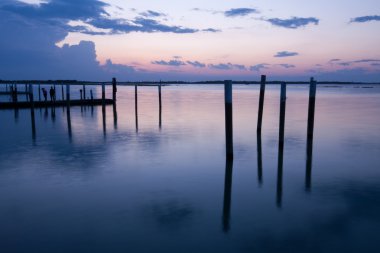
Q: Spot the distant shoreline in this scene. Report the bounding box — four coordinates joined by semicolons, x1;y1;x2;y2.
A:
1;80;380;85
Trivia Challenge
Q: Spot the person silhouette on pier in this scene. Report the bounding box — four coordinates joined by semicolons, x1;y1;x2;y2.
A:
42;88;48;102
49;86;55;102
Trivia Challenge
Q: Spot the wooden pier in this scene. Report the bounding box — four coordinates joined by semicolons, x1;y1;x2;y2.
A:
0;98;114;109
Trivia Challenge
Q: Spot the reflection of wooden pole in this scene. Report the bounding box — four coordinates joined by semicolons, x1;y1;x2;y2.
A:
277;144;284;208
307;78;317;139
305;137;313;191
222;159;233;233
257;75;266;133
279;82;287;150
29;84;36;140
257;133;263;185
224;80;233;160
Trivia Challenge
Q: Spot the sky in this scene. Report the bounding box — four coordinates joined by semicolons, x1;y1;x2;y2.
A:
0;0;379;81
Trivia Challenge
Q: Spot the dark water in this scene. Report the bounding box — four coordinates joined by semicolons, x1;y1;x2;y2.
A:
1;84;380;253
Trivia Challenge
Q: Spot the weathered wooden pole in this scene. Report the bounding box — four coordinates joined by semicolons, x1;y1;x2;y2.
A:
257;133;263;185
279;82;287;150
276;82;286;208
159;81;162;129
307;78;317;139
102;83;106;106
257;75;266;133
66;84;71;107
135;84;138;131
14;84;18;102
83;84;86;100
25;84;28;101
38;84;41;101
80;89;83;100
222;159;233;233
90;89;93;100
112;78;117;102
224;80;233;160
29;84;36;139
61;85;64;101
113;102;118;129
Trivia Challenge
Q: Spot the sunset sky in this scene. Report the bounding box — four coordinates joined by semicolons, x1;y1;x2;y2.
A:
1;0;379;81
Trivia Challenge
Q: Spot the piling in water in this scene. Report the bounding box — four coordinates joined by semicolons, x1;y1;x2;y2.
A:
29;84;36;140
159;81;162;129
66;84;70;107
224;80;233;160
279;82;287;150
257;133;263;185
307;78;317;139
112;78;117;102
61;85;64;101
83;85;86;100
38;84;41;101
257;75;266;133
135;84;138;131
102;83;106;106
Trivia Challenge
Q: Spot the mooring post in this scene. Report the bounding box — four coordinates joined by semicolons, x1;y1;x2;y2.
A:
61;84;64;101
38;84;41;101
14;84;18;102
90;90;93;101
307;78;317;139
102;83;106;106
224;80;233;160
279;82;287;150
83;84;86;100
29;84;36;139
80;89;83;100
257;75;266;133
159;80;162;129
66;84;71;107
135;84;138;131
112;78;117;102
25;84;29;102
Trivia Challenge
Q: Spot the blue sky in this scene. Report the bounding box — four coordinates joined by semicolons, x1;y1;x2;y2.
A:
0;0;379;81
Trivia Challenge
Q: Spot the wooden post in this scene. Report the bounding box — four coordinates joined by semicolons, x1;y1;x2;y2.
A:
279;82;287;149
29;84;36;139
112;78;117;102
305;137;313;191
159;81;162;129
14;84;18;102
224;80;233;160
135;84;138;131
102;83;106;106
276;82;286;208
53;84;56;102
90;90;93;100
222;159;233;233
38;84;41;101
80;89;83;100
61;85;65;101
25;84;28;101
83;84;86;100
66;84;71;107
307;78;317;139
257;75;266;133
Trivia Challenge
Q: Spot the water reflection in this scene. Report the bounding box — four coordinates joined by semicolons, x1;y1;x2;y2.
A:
257;133;263;185
113;103;118;129
222;158;233;233
305;137;314;191
102;104;106;136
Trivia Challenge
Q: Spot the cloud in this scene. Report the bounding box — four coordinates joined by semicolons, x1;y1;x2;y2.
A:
279;64;296;69
208;63;247;70
102;59;136;74
224;8;258;17
139;10;166;18
350;15;380;23
249;64;269;72
0;0;212;35
266;17;319;29
186;61;206;68
274;51;299;58
152;60;186;67
330;58;380;67
328;59;341;63
202;28;221;32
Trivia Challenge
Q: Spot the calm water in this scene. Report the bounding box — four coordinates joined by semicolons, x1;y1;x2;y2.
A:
1;84;380;253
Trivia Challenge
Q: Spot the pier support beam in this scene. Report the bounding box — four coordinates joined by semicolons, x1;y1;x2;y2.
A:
224;80;233;160
257;75;266;133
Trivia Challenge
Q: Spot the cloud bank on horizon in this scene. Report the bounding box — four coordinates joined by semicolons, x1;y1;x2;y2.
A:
0;0;379;82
